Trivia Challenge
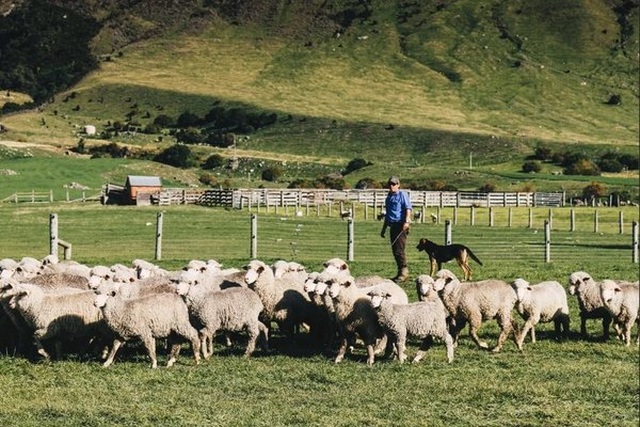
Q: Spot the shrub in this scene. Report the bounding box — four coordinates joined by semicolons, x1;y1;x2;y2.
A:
618;154;639;170
564;158;600;176
533;146;553;161
582;182;606;200
522;161;542;173
478;182;497;192
261;166;283;182
202;154;225;169
355;177;381;189
153;114;174;127
343;158;372;175
177;111;201;127
199;173;218;187
175;128;204;145
597;158;623;173
143;123;162;134
154;144;196;168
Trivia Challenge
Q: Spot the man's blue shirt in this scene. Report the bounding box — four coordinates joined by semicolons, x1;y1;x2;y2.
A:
385;191;412;223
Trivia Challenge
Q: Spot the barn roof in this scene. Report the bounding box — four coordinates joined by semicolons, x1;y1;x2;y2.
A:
126;175;162;187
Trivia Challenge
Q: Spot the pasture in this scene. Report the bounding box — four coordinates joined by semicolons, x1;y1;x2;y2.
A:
0;203;638;427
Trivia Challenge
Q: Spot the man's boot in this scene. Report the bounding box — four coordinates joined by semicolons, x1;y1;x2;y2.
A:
394;267;409;283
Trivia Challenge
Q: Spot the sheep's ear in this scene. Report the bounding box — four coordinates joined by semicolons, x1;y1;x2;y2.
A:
527;286;532;291
257;265;265;273
384;292;392;299
614;287;622;293
340;263;347;271
367;291;373;296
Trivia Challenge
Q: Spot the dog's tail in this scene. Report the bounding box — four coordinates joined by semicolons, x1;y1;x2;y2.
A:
466;247;483;266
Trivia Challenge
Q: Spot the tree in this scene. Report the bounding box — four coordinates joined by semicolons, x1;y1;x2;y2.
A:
582;182;606;202
202;154;225;169
564;158;600;176
261;166;283;182
343;158;372;175
522;161;542;173
154;144;196;168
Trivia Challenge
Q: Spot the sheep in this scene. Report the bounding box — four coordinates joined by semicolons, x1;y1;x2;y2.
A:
415;274;440;302
132;259;171;280
568;271;614;340
368;288;454;363
244;259;321;341
599;279;639;346
272;260;307;283
324;271;409;365
175;283;268;358
320;258;390;287
39;257;91;278
432;269;517;352
3;282;107;359
510;278;570;350
26;272;90;290
94;290;201;368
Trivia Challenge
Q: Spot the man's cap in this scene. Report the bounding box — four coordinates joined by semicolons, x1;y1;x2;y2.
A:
388;176;400;185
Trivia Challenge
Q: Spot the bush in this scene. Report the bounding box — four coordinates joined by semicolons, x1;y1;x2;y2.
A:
198;173;218;187
177;111;201;127
564;158;600;176
597;158;623;173
354;177;381;189
261;166;283;182
478;182;497;192
153;114;174;127
153;144;196;168
618;154;639;170
533;146;553;161
582;182;606;200
143;123;162;134
522;161;542;173
343;158;372;175
202;154;225;169
175;128;204;145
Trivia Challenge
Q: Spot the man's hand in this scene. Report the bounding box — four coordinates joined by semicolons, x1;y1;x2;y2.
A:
380;230;386;238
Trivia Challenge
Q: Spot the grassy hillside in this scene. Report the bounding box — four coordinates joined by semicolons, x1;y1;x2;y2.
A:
0;0;638;197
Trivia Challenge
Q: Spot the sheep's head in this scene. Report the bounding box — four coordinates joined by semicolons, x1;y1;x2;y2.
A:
244;260;269;286
322;258;349;276
433;269;457;292
175;282;190;297
415;274;435;297
599;279;620;304
568;271;592;295
327;272;354;299
511;278;532;301
367;290;390;309
303;272;320;293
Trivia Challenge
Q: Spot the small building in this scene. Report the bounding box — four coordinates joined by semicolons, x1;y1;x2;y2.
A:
83;125;96;136
125;175;162;205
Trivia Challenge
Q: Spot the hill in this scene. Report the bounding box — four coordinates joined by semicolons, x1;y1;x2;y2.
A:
0;0;638;198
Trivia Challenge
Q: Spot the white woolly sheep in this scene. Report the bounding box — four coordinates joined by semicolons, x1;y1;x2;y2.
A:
599;279;639;346
321;258;391;287
368;288;454;363
415;274;440;302
176;283;268;358
324;271;409;365
4;282;107;359
244;260;321;340
432;269;517;352
511;278;570;350
568;271;614;340
94;290;201;368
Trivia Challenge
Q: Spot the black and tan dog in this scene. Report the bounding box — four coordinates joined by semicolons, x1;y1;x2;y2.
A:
416;238;483;280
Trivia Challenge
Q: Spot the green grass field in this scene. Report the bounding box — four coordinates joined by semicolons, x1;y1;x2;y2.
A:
0;203;638;426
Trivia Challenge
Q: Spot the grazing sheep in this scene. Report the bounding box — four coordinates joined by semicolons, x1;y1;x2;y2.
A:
94;290;201;368
432;269;517;352
511;278;570;350
176;283;268;358
368;288;454;363
568;271;614;340
244;260;320;340
324;271;409;365
599;279;639;346
4;282;106;359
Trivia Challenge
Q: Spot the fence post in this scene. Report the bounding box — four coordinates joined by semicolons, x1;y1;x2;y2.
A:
489;207;494;227
508;207;513;228
444;220;452;245
619;211;624;234
528;208;533;228
49;213;58;257
632;221;638;263
436;206;441;225
453;206;458;226
548;208;553;230
251;214;257;259
347;218;354;262
470;206;475;226
544;220;551;263
594;210;599;233
155;212;163;261
570;209;575;232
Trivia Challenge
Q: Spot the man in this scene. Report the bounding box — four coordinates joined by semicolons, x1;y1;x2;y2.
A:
380;176;412;283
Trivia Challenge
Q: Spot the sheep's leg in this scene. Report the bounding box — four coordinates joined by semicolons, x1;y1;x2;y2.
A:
412;335;433;363
493;314;513;353
530;326;536;343
334;336;350;363
443;333;455;363
32;330;51;359
467;315;489;349
102;339;123;367
449;318;464;347
516;317;537;350
373;333;388;355
601;315;612;340
199;329;211;359
244;324;259;357
258;322;269;352
140;335;158;369
579;314;588;338
395;332;407;363
166;341;182;368
365;343;376;366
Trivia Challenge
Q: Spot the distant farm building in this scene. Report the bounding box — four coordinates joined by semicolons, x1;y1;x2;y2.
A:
102;175;162;205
